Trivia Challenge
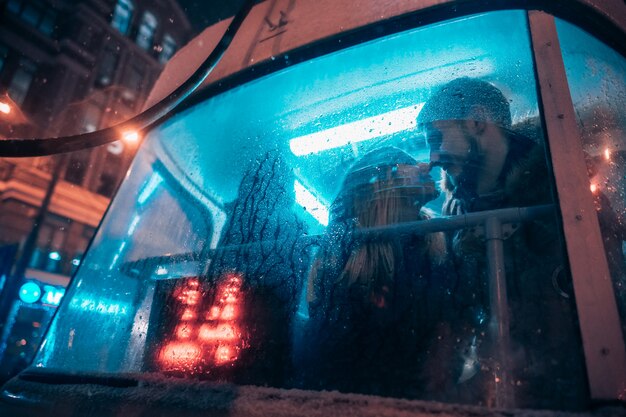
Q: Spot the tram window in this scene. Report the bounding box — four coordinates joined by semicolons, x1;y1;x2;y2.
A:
556;18;626;341
34;10;586;410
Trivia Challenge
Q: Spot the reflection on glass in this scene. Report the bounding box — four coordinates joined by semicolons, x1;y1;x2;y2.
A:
557;18;626;340
34;11;586;411
111;0;134;35
0;0;201;383
136;11;158;51
0;0;193;139
159;34;178;64
7;58;36;106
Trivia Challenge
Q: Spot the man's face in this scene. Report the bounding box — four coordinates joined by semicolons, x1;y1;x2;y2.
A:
425;120;476;188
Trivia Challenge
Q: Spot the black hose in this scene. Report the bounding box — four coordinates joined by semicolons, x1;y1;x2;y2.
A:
0;0;259;157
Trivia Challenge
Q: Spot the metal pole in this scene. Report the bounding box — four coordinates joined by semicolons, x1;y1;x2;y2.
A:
118;205;554;278
0;154;67;335
485;216;512;408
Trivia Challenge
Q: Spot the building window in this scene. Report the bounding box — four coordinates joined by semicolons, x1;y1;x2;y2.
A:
64;149;92;186
38;8;55;35
121;64;145;107
8;58;37;105
96;48;118;87
97;172;117;197
82;102;102;133
136;11;157;51
111;0;134;35
158;34;177;64
6;0;56;36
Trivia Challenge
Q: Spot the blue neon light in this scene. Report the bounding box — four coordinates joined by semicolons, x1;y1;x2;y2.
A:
43;285;65;306
137;173;163;205
48;251;61;261
19;282;42;304
69;297;130;315
127;214;141;235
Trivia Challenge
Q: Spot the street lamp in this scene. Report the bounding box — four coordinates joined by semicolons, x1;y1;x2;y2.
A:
0;102;10;115
122;130;140;144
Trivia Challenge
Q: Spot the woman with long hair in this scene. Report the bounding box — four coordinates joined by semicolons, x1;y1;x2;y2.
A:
298;146;446;398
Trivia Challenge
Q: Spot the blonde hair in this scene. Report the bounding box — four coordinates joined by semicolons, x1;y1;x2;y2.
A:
308;147;444;307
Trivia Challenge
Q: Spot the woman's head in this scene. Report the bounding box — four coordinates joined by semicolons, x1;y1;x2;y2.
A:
332;146;438;227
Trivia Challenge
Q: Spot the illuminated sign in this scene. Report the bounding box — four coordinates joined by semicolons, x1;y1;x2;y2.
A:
69;297;129;315
159;274;245;372
20;281;65;306
19;282;42;304
42;286;65;306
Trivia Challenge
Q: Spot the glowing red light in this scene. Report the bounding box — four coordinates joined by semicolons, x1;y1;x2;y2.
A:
215;345;238;365
181;308;196;321
159;274;246;373
207;306;220;320
226;273;242;285
159;341;201;369
198;324;237;342
220;304;236;320
176;324;195;339
590;183;598;193
178;289;200;305
218;284;240;303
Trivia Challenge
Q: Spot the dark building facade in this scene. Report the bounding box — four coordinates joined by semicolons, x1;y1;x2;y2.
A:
0;0;192;379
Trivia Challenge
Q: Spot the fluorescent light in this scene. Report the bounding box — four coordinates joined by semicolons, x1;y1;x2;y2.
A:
294;180;329;226
290;103;423;156
138;173;163;205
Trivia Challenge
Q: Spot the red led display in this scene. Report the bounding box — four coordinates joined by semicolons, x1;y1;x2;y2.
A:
158;274;245;373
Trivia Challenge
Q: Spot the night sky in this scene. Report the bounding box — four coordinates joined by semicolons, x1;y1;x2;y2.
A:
176;0;261;34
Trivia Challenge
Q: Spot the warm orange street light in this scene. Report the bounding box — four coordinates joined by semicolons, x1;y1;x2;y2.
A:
0;101;10;115
122;130;140;144
0;96;29;125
